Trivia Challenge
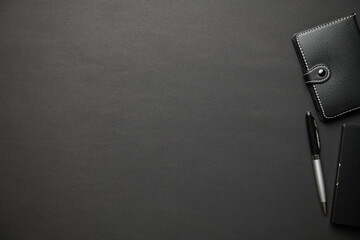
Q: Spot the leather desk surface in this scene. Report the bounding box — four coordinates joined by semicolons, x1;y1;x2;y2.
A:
1;0;360;239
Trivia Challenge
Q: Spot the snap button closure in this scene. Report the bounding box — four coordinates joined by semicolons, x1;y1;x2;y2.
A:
317;68;326;77
304;64;330;85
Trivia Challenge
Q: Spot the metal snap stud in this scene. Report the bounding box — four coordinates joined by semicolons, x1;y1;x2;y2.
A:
317;68;326;77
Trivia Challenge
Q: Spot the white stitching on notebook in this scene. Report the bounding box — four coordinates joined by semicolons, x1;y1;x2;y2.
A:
295;13;356;119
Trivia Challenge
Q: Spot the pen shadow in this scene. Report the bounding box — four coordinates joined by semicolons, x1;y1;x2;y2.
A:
331;223;360;234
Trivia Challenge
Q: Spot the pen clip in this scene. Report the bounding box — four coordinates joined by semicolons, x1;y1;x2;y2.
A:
314;119;321;150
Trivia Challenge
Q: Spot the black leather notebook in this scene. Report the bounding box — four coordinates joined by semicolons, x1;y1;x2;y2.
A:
292;14;360;121
331;124;360;227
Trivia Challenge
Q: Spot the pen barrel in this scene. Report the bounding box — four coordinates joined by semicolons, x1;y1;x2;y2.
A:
312;156;326;203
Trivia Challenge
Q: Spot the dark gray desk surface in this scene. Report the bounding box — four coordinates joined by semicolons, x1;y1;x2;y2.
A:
1;0;360;239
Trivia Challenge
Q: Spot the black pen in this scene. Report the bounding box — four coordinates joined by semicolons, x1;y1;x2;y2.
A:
306;111;327;215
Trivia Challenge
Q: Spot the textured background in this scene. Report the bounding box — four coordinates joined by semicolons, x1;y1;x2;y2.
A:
1;0;360;239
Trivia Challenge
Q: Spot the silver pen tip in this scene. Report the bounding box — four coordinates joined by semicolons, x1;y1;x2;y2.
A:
321;202;327;215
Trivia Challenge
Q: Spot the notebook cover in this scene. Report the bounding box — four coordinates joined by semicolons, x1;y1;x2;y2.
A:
292;14;360;121
331;124;360;227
